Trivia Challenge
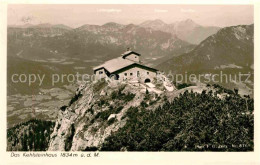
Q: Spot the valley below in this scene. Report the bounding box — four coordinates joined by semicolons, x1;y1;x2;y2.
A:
7;84;77;128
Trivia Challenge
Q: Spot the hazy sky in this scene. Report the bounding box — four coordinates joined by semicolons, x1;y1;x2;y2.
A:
8;4;253;28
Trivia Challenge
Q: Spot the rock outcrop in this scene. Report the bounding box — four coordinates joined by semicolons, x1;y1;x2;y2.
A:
48;80;173;151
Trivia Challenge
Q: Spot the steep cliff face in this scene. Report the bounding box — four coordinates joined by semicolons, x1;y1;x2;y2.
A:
48;80;172;151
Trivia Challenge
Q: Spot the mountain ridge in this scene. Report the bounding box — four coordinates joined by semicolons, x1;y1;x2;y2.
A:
8;22;195;67
157;24;254;72
156;24;254;96
139;19;220;44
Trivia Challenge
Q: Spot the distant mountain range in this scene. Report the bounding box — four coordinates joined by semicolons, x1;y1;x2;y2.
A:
140;19;221;44
7;21;253;95
8;21;196;67
7;20;195;95
157;24;254;95
7;19;221;67
157;24;253;73
8;23;72;30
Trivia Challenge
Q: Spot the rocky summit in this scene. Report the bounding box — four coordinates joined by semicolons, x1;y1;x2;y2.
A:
43;79;253;151
48;80;176;151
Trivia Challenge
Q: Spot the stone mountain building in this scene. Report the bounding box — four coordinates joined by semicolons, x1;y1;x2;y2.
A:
93;50;158;83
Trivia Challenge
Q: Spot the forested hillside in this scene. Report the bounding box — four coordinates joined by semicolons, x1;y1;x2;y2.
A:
101;86;253;151
7;119;55;151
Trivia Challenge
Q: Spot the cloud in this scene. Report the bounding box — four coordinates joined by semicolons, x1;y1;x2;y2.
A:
97;9;122;13
181;8;196;13
154;9;168;13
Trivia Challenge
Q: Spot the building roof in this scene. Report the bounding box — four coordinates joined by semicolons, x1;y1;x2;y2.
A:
112;63;158;74
93;50;157;74
93;57;135;73
121;51;140;59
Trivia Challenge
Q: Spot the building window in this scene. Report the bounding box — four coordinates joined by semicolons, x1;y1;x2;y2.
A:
147;72;149;75
125;73;127;76
130;73;133;76
99;71;103;74
137;71;140;77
